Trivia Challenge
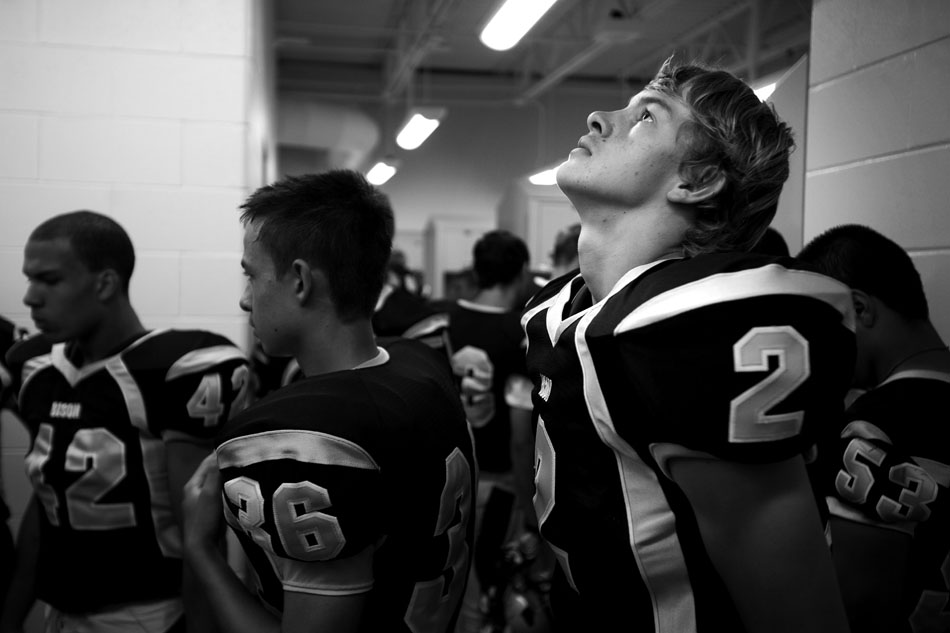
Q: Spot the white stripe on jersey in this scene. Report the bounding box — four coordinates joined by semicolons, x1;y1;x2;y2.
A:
881;369;950;387
166;345;246;381
614;264;855;335
402;313;449;339
140;433;180;557
107;358;149;432
107;357;180;557
48;330;165;387
20;353;52;394
218;429;379;471
574;292;696;633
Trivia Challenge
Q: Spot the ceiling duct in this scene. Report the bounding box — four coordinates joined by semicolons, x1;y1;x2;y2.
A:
277;98;380;170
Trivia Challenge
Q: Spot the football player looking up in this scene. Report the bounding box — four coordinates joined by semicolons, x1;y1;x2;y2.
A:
181;170;476;633
520;58;854;633
1;210;249;633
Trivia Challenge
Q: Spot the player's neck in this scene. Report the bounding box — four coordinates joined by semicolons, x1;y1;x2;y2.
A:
295;318;379;377
876;321;950;383
577;204;688;302
472;285;518;311
74;303;146;365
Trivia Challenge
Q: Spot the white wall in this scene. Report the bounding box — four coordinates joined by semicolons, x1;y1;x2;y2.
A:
0;3;274;620
805;0;950;339
0;0;269;347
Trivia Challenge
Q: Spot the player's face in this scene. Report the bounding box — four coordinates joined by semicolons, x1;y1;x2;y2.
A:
240;220;297;357
556;89;692;210
22;237;103;343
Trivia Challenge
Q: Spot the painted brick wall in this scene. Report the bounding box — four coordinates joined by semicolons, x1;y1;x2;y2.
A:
805;0;950;339
0;4;273;622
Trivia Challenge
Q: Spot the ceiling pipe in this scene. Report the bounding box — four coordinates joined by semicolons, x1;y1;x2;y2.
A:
382;0;464;101
516;19;640;103
620;0;752;79
516;0;678;104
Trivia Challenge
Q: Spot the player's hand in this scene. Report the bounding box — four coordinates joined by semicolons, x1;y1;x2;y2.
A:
182;453;224;552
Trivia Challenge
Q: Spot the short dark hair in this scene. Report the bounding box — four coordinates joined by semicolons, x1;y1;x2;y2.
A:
749;226;790;257
551;223;581;267
472;230;529;289
29;210;136;292
239;170;395;321
646;58;795;255
797;224;929;320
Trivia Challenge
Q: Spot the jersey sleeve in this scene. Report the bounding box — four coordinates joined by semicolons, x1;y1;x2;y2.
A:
140;331;250;442
826;417;946;534
597;271;855;469
218;427;383;596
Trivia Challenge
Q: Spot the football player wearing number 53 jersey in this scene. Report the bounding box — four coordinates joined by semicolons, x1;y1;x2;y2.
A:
0;211;249;633
181;170;476;633
520;59;856;633
799;224;950;633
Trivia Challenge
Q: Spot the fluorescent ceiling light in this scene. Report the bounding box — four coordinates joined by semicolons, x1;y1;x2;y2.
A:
396;107;446;150
366;160;398;185
480;0;559;51
753;82;776;102
528;167;558;185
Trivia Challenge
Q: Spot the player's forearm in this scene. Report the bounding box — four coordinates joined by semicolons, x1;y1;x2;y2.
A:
672;457;851;633
830;517;908;633
0;499;39;632
184;538;280;633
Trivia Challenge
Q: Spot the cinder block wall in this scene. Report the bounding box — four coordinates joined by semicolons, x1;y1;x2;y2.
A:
805;0;950;338
0;1;274;605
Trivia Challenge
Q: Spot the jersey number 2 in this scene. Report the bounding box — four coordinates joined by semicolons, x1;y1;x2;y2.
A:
729;326;809;443
26;423;136;529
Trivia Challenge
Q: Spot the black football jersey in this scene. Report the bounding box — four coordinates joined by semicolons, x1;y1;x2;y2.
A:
446;300;530;474
820;370;950;632
7;329;249;613
373;284;449;352
216;337;476;633
521;253;855;631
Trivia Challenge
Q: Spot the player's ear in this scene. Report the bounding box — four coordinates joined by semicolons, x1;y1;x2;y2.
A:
290;259;313;304
95;269;121;302
852;289;876;328
667;165;726;206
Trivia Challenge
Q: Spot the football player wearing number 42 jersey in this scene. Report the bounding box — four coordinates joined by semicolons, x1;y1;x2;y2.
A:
0;211;249;633
521;58;856;633
182;170;477;633
798;224;950;633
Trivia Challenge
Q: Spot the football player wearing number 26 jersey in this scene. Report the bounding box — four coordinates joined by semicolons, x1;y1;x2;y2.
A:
521;59;855;633
182;170;476;633
1;211;249;633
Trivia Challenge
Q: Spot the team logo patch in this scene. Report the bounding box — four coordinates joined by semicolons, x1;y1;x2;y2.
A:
539;375;552;402
49;401;81;419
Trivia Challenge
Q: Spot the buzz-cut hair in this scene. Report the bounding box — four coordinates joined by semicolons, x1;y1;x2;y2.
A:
472;230;529;289
29;210;136;292
797;224;929;320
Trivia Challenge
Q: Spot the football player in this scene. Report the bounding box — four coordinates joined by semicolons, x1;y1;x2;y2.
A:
798;224;950;633
520;59;855;632
181;170;476;633
446;230;535;633
0;211;249;633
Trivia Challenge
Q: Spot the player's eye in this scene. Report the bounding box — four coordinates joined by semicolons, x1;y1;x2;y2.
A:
638;109;654;123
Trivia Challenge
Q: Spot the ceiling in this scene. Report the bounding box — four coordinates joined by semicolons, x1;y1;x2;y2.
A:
273;0;813;107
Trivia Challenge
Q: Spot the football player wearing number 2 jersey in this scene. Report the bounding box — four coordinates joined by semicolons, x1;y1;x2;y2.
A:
182;170;476;633
520;58;856;632
0;211;249;633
